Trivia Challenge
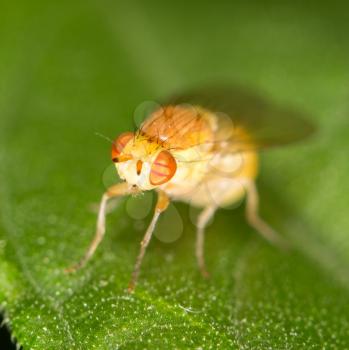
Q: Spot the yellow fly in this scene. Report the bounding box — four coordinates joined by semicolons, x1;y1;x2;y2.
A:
66;86;314;292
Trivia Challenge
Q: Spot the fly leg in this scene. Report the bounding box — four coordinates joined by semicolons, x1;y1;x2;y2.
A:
196;206;216;278
128;190;170;292
244;180;288;249
65;182;135;273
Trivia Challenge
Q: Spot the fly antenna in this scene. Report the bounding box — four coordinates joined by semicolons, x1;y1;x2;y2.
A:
95;132;114;144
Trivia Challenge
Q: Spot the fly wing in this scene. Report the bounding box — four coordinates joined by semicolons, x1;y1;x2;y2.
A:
165;85;315;152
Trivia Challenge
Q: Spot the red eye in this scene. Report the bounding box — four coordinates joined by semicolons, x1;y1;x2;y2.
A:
111;132;134;162
150;151;177;186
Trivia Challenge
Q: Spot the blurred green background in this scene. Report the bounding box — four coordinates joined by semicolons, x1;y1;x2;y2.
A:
0;0;348;349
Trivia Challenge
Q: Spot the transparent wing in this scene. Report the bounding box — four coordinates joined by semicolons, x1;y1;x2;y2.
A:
165;85;315;152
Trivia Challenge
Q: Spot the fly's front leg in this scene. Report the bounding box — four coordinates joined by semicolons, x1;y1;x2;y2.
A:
65;182;134;273
196;206;216;278
128;190;169;293
244;180;289;249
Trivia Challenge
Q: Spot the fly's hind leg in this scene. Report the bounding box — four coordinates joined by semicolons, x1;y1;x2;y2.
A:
196;206;216;278
244;180;288;249
65;182;134;273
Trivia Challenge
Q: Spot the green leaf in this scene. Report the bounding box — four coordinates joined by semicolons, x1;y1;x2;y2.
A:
1;0;349;349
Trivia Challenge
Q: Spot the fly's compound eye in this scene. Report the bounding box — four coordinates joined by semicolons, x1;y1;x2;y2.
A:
150;150;177;186
111;132;134;162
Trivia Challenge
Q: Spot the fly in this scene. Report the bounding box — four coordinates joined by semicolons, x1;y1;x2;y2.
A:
65;86;314;292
